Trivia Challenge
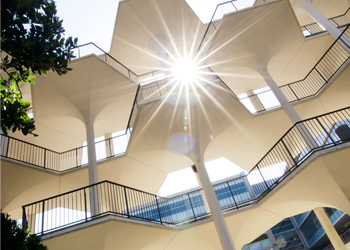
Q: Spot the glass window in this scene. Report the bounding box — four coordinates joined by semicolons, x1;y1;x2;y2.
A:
294;212;309;226
300;211;324;246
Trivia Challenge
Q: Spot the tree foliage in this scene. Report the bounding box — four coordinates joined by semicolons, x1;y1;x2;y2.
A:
1;213;48;250
1;0;78;136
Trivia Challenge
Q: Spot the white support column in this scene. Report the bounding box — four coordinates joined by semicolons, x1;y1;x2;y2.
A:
260;68;301;123
191;108;235;250
194;157;236;250
260;68;318;149
314;207;347;250
296;0;350;50
192;166;211;214
266;230;280;250
85;121;99;216
298;0;342;39
86;122;98;185
105;132;113;158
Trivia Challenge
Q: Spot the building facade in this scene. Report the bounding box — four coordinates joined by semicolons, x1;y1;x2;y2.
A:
1;0;350;249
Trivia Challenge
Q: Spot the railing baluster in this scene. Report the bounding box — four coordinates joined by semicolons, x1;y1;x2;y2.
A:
281;139;296;164
22;206;27;229
84;188;88;222
187;193;196;221
5;135;10;158
109;138;113;157
316;117;336;145
41;200;45;235
76;148;78;167
124;187;130;218
43;149;46;169
226;181;238;209
314;67;328;83
288;84;299;101
256;166;270;192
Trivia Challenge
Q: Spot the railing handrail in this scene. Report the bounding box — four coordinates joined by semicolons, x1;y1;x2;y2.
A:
126;85;141;131
197;0;235;52
22;179;167;208
330;7;350;21
0;129;129;156
284;25;350;88
73;42;139;81
21;106;350;233
239;24;350;113
0;134;61;154
247;105;350;176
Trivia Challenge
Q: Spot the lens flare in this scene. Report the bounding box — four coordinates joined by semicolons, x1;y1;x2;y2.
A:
171;57;200;84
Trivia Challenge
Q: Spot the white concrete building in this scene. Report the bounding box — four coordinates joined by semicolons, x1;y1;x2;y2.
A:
1;0;350;249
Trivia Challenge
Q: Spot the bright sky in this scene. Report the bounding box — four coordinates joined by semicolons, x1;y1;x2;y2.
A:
54;0;228;52
54;0;119;51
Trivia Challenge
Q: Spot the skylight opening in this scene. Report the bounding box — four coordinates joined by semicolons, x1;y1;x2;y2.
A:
111;129;128;156
238;93;257;114
247;162;288;185
157;157;247;197
303;30;311;36
82;136;106;164
157;167;198;197
254;87;280;110
205;157;247;182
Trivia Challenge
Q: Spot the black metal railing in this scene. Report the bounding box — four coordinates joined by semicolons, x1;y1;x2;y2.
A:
198;2;350;53
72;43;168;86
22;106;350;235
301;8;350;37
72;43;139;83
138;70;166;84
0;132;129;172
22;181;173;235
239;25;350;113
246;107;350;198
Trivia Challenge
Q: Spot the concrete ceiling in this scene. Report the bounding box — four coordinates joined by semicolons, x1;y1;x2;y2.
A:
109;0;206;75
126;77;252;172
25;56;137;151
206;0;306;94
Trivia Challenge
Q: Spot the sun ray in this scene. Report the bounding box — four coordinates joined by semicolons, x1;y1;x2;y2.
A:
131;77;182;144
151;1;182;61
194;80;240;126
167;80;187;135
190;80;215;137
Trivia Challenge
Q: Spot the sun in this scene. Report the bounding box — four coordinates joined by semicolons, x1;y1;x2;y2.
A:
171;56;201;84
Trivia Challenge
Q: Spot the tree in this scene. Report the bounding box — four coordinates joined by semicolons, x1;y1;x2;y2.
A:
1;0;78;136
1;212;48;250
